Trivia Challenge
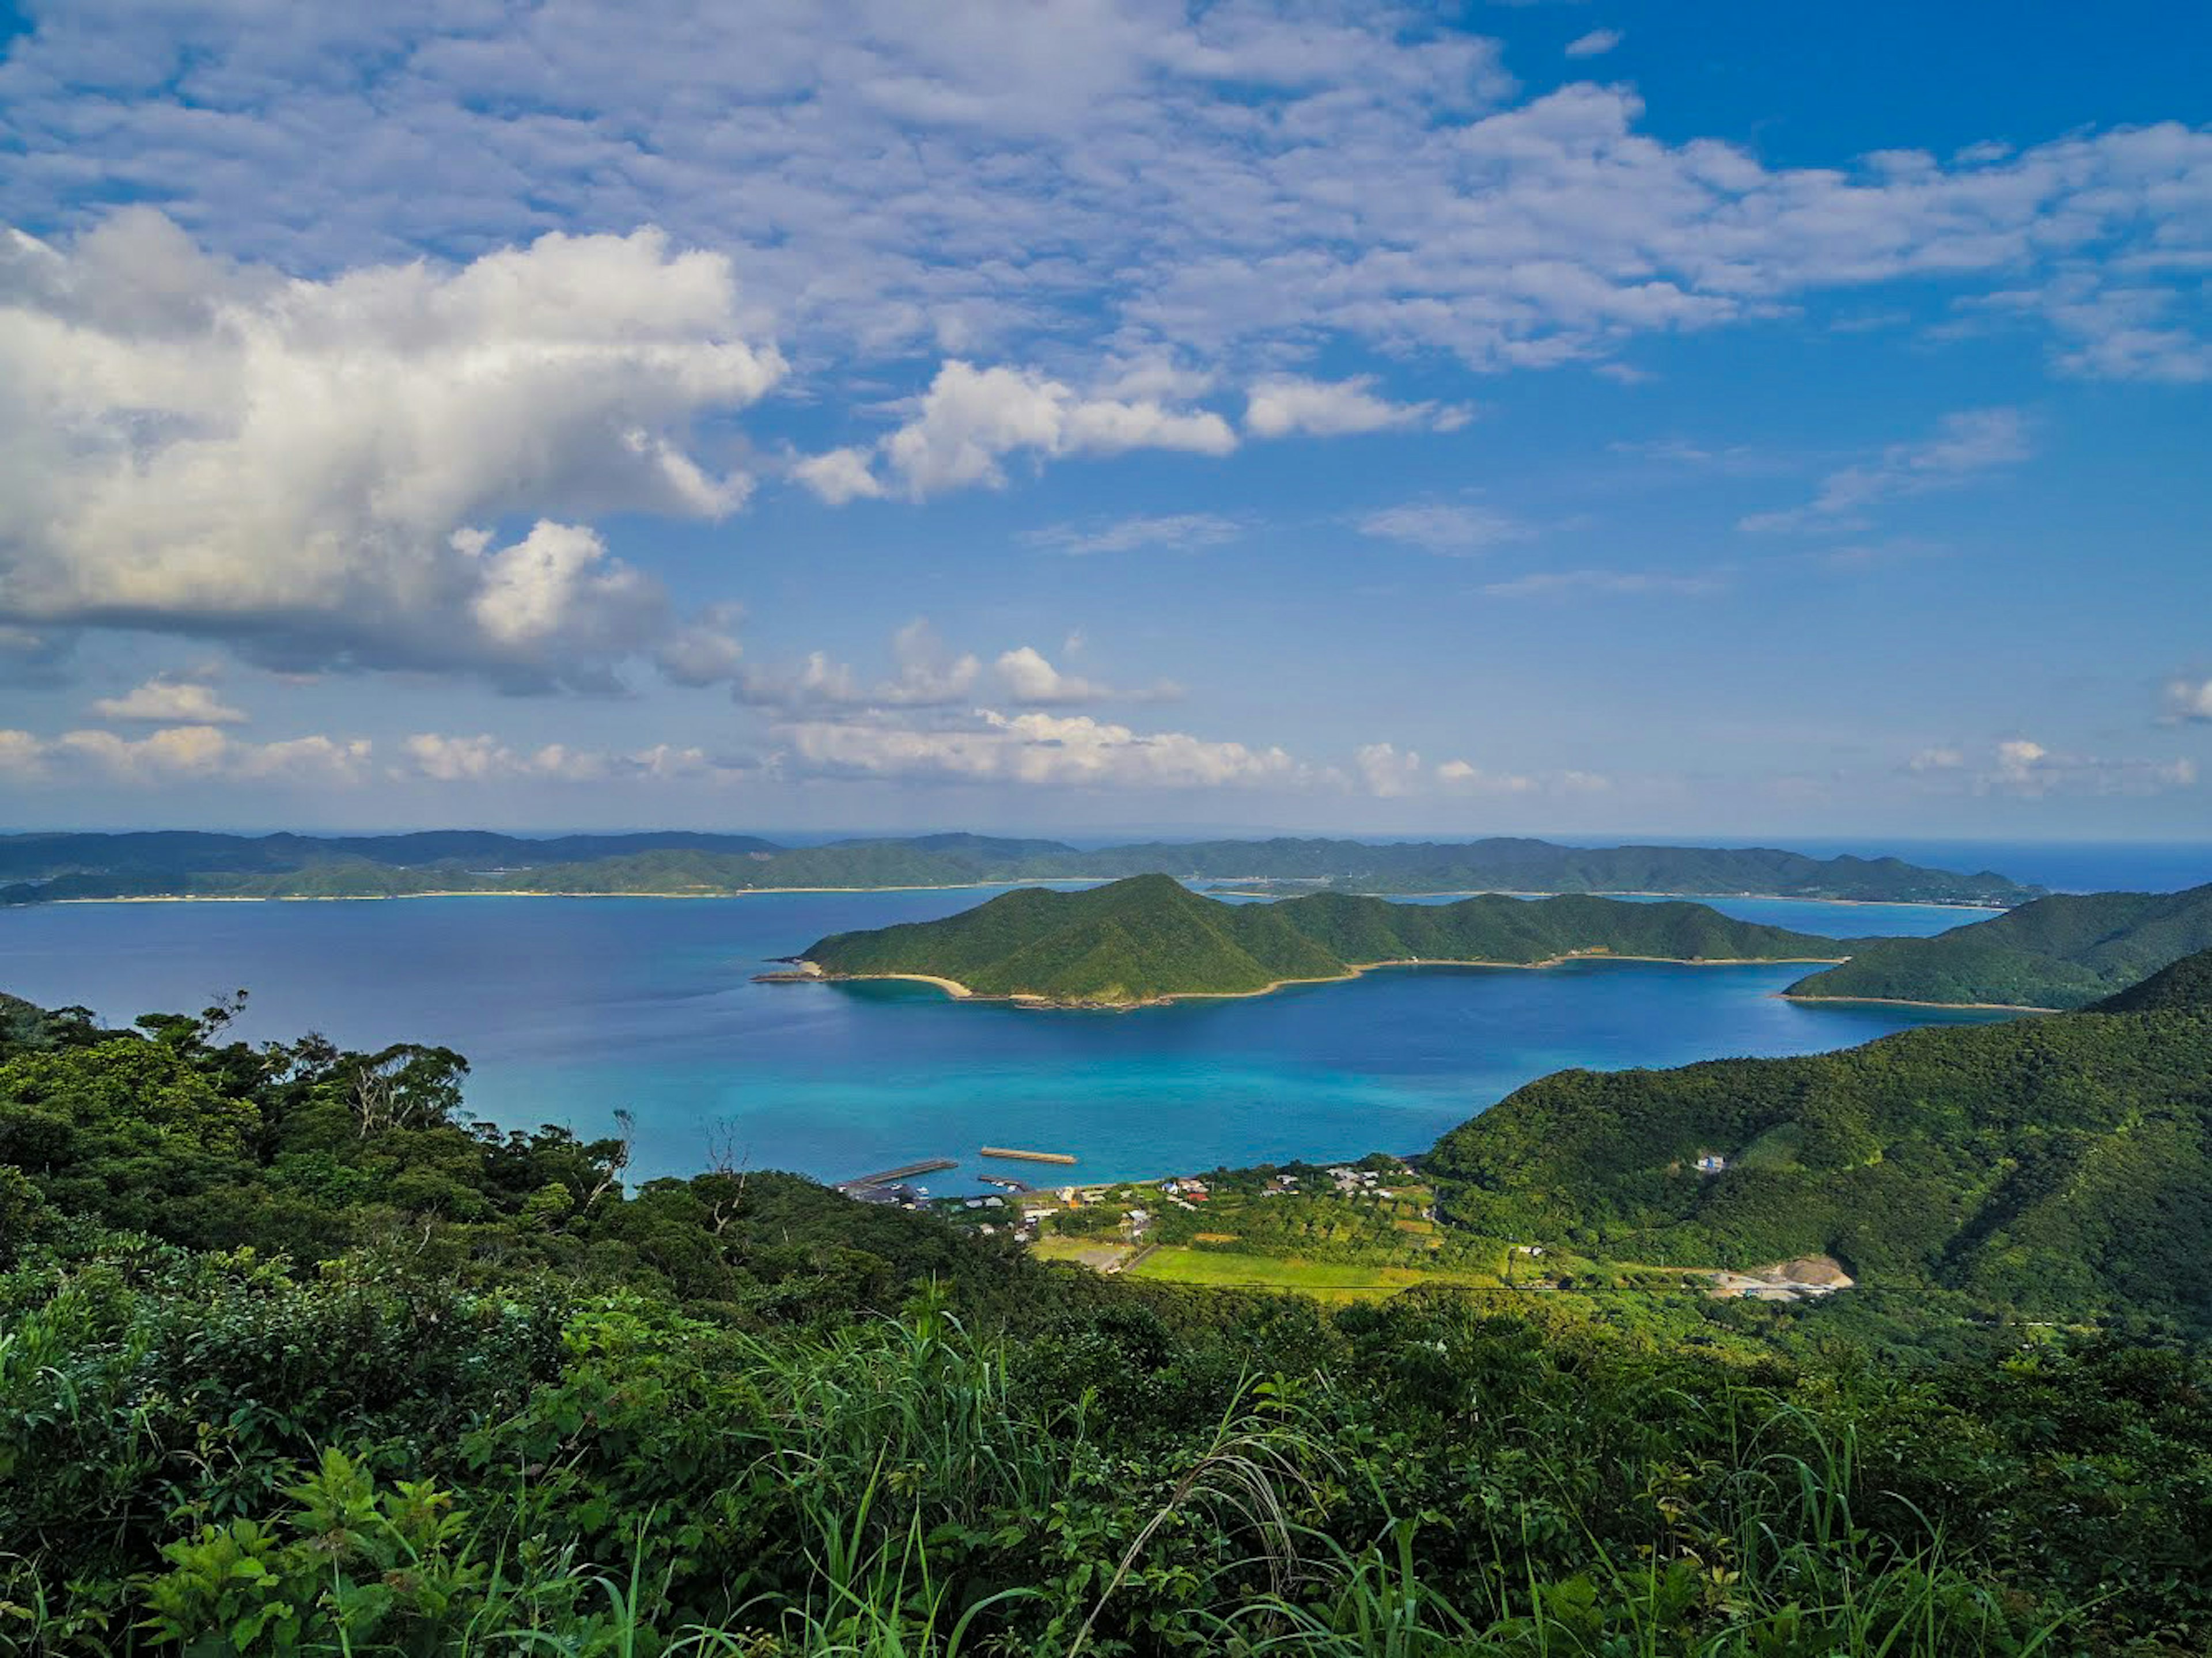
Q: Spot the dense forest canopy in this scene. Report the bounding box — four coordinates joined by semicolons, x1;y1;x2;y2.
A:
800;874;1857;1005
1430;947;2212;1331
1787;880;2212;1008
0;828;2039;906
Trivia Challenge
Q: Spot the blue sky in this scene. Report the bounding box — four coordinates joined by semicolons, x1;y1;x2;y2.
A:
1;0;2209;839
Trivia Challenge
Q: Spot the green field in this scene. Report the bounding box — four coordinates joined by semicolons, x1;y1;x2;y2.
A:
1126;1245;1498;1301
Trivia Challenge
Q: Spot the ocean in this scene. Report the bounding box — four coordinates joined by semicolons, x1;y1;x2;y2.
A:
0;887;2016;1191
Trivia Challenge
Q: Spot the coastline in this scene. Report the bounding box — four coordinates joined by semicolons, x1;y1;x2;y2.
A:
39;878;1107;907
1781;992;2059;1014
1207;886;2005;910
801;950;1855;1011
29;880;2007;910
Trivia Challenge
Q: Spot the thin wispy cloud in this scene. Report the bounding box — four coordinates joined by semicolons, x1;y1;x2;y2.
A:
1565;29;1623;59
1738;409;2032;532
1023;514;1243;556
1357;503;1528;556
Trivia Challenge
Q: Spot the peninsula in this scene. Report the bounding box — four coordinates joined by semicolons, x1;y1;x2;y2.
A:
796;874;1861;1007
1786;879;2212;1010
0;829;2040;908
1428;944;2212;1330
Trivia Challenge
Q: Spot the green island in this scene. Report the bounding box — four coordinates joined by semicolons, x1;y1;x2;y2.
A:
794;873;1862;1006
0;828;2040;906
1786;878;2212;1009
9;947;2212;1653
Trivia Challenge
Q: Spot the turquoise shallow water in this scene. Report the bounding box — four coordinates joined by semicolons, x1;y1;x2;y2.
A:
0;889;2010;1190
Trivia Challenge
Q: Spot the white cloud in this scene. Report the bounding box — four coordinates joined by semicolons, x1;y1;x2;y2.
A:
994;646;1107;705
2162;677;2212;723
737;619;981;710
1355;743;1585;798
0;213;781;685
1245;376;1469;439
1357;502;1527;556
397;732;757;785
1564;29;1623;59
0;724;370;785
782;708;1305;790
1022;513;1242;556
1908;737;2198;797
878;360;1236;498
739;624;1162;712
1355;742;1427;798
89;676;247;725
3;12;2209;384
791;446;885;504
1740;408;2031;532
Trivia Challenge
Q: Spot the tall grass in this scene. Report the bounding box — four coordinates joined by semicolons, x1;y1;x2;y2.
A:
3;1294;2109;1657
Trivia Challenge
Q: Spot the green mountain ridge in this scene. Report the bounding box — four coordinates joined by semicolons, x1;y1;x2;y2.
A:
0;829;2041;906
1787;880;2212;1009
1429;946;2212;1329
802;874;1856;1005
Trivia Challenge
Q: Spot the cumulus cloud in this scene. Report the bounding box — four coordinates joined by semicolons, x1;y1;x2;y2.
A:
89;676;247;725
1355;743;1428;798
1356;502;1527;555
994;646;1108;705
791;446;885;504
1022;513;1242;555
0;213;781;685
0;724;370;784
1740;409;2032;532
781;708;1305;790
1244;376;1469;439
877;361;1236;497
1564;29;1623;59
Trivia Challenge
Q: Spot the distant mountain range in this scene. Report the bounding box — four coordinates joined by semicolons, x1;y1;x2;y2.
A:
799;874;1855;1007
0;829;2039;906
1428;946;2212;1334
1787;881;2212;1009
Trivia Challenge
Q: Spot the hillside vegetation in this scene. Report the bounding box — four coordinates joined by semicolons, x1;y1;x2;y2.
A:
7;978;2212;1652
802;874;1854;1004
0;828;2040;905
1787;880;2212;1008
1429;948;2212;1328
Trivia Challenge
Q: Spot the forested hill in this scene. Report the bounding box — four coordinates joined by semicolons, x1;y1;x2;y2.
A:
1428;948;2212;1330
801;874;1852;1006
0;828;2039;905
1786;881;2212;1009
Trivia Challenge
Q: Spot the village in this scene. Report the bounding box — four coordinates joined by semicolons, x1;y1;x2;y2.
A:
836;1150;1853;1307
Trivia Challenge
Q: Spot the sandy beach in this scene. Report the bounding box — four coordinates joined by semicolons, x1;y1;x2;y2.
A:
800;948;1855;1011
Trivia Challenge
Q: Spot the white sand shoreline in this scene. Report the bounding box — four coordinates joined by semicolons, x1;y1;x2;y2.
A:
801;949;1856;1011
30;881;2005;911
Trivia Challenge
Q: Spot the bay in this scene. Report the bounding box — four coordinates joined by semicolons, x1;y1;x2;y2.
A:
0;888;2012;1192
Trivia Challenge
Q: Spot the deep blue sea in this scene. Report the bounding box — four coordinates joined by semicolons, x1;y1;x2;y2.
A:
0;887;2018;1192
